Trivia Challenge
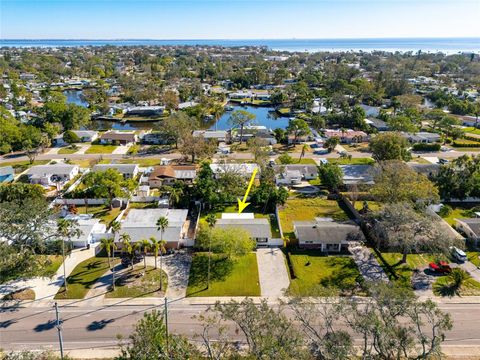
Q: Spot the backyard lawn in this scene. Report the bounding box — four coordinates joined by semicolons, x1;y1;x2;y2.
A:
85;145;117;154
72;205;120;226
374;251;445;287
440;204;478;227
328;158;375;165
55;256;119;299
0;160;50;174
186;253;260;297
278;196;351;239
105;265;167;298
287;251;364;296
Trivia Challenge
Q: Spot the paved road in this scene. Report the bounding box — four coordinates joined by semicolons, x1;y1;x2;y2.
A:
1;302;480;354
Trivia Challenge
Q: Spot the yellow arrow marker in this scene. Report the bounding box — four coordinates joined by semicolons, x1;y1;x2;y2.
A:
237;168;258;214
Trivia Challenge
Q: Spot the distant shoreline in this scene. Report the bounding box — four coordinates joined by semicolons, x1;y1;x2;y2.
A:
1;38;479;53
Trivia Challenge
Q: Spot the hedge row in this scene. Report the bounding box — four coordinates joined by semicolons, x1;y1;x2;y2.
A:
412;143;441;151
453;141;480;148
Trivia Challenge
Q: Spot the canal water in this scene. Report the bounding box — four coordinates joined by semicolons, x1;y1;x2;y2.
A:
64;90;289;131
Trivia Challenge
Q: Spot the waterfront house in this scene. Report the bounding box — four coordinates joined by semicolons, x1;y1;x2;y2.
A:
125;105;165;117
92;164;139;179
324;129;369;144
192;130;230;143
402;132;441;144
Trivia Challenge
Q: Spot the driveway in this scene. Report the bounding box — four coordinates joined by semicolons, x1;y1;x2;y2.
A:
348;244;389;282
112;145;131;155
256;248;290;297
460;261;480;283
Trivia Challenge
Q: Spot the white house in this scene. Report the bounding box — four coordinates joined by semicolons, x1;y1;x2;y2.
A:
92;164;139;179
25;164;79;186
65;216;107;248
210;163;259;179
273;165;319;185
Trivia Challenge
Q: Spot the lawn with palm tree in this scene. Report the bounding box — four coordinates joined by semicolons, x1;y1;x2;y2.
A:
105;265;168;298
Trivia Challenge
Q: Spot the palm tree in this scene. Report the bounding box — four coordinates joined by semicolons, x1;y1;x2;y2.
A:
299;144;308;161
139;239;151;269
57;218;78;291
448;268;471;293
149;237;161;270
110;220;121;239
100;238;117;270
205;214;217;289
156;216;169;291
120;233;134;270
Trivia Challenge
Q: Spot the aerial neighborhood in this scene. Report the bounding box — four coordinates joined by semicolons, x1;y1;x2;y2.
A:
1;44;480;359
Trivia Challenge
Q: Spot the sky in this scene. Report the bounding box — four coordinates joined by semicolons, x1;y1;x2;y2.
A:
1;0;479;39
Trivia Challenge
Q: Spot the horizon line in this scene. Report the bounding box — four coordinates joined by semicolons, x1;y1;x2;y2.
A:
2;36;480;41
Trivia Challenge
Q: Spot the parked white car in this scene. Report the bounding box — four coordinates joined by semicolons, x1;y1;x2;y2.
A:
450;246;467;263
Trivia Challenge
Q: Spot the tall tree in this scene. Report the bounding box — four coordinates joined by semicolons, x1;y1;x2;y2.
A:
228;109;256;143
369;132;412;162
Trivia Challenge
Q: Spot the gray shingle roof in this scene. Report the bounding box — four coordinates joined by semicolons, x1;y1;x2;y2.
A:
26;164;78;176
0;166;14;176
459;218;480;237
216;218;272;239
339;165;374;185
294;221;363;244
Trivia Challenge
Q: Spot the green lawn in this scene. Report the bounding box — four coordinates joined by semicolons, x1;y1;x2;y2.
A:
85;145;117;154
433;276;480;296
440;204;478;227
115;158;161;166
374;252;445;287
55;256;119;299
58;147;79;155
462;127;480;136
186;253;260;297
105;265;168;298
287;251;364;296
278;196;351;239
467;252;480;267
276;158;317;165
328;158;375;165
41;255;63;277
72;205;120;226
353;201;382;212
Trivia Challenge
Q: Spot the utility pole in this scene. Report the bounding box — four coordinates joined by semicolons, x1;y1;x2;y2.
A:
207;237;211;289
164;297;169;355
54;302;64;360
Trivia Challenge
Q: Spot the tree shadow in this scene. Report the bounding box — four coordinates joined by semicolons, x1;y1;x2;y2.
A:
319;257;364;295
188;254;234;289
86;318;115;331
0;319;17;328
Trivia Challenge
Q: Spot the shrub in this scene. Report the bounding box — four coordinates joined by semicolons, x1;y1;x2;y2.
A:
452;141;480;148
438;204;452;217
63;130;80;144
412;143;441;151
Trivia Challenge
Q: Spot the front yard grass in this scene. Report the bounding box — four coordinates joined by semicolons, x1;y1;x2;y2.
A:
55;256;119;299
2;288;35;301
373;252;445;287
440;204;478;227
433;276;480;296
41;255;63;277
278;196;351;240
186;253;260;297
287;250;364;296
58;146;79;155
467;251;480;267
105;265;167;298
115;158;161;166
0;160;50;174
85;144;117;154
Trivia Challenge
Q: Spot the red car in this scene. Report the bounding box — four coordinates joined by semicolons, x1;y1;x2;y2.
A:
429;261;452;273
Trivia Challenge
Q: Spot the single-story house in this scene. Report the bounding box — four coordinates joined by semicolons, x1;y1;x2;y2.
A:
408;163;441;178
100;131;137;145
455;218;480;242
364;118;390;132
53;130;99;146
25;164;79;186
339;165;375;185
178;101;198;109
360;104;381;118
68;217;107;248
116;208;189;249
192;130;230;143
148;165;197;187
273;165;319;185
216;213;274;247
125;106;165;117
294;219;364;251
231;126;277;145
142;132;169;145
92;164;139;179
324;129;369;144
210;163;259;179
0;166;14;183
402;132;441;144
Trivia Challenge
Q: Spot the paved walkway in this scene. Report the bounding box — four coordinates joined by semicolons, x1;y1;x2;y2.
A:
256;248;290;297
460;261;480;282
348;244;389;282
0;246;97;303
75;144;91;155
112;145;131;155
46;147;60;155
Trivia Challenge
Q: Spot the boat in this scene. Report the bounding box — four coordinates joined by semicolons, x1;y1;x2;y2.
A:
224;105;234;111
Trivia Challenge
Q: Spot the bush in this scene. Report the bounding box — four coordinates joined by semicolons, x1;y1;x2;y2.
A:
412;143;441;151
63;130;80;144
438;204;452;217
452;141;480;148
278;153;294;164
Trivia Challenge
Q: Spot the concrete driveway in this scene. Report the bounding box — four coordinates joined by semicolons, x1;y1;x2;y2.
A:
256;248;290;297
